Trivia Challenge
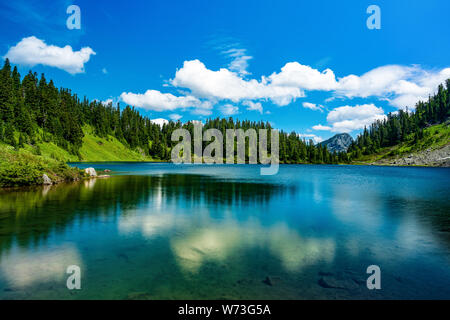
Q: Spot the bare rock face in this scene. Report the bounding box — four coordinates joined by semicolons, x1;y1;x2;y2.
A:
42;174;52;185
84;167;97;177
320;133;354;153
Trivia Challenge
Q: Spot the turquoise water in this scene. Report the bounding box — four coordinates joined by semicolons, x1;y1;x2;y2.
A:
0;163;449;299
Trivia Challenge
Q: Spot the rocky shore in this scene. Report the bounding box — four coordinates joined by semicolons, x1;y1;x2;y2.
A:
372;143;450;167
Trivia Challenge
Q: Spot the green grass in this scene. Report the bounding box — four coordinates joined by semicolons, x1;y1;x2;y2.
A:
24;126;155;162
77;126;152;161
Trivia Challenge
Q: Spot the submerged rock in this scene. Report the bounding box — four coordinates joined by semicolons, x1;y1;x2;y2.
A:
262;276;273;286
318;276;360;290
84;167;97;177
318;277;345;289
42;174;52;185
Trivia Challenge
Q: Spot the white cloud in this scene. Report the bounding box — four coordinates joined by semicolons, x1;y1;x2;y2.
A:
170;59;302;106
336;65;450;109
169;113;182;121
243;101;263;113
120;55;449;121
268;62;338;91
120;89;212;114
312;124;332;131
298;134;324;144
4;36;95;74
302;102;324;112
220;104;239;116
150;118;169;127
313;104;386;133
101;98;113;106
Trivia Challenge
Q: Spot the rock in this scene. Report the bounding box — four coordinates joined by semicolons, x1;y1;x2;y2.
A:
84;167;97;177
318;276;359;290
318;277;343;289
42;174;52;185
262;276;273;286
104;169;111;172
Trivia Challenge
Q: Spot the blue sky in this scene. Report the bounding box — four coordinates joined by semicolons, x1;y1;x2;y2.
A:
1;0;449;142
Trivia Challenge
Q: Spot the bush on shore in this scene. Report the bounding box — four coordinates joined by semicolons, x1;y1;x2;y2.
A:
0;144;83;187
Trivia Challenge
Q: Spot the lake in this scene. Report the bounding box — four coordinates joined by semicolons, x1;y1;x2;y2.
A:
0;163;449;299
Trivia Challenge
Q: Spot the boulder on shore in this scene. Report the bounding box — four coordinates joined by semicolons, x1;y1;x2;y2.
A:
42;174;52;185
84;167;97;177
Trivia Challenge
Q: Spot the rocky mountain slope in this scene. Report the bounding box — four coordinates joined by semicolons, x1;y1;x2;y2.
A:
320;133;354;153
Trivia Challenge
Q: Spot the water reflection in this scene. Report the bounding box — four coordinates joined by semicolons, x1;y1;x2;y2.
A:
0;174;298;267
0;165;449;299
171;221;336;273
0;245;82;288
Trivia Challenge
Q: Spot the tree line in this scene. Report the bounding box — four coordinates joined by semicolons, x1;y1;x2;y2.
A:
0;59;346;164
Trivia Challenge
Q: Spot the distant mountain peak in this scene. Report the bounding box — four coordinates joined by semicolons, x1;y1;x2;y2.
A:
320;133;353;153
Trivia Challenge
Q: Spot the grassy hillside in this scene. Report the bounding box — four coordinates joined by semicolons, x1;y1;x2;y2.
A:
353;122;450;165
0;125;157;187
22;126;154;162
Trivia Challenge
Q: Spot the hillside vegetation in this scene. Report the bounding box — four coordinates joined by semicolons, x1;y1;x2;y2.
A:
0;143;82;187
354;121;450;166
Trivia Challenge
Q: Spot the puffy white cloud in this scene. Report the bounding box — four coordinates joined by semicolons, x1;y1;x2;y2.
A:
268;62;338;91
313;104;386;133
120;89;212;114
170;59;302;106
220;104;239;116
302;102;324;112
150;118;169;127
298;134;324;144
4;36;95;74
336;65;450;109
243;100;263;113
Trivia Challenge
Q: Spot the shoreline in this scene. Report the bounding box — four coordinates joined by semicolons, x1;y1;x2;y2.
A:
2;161;449;189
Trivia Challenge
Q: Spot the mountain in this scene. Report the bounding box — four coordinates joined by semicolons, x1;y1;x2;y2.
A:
320;133;354;153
